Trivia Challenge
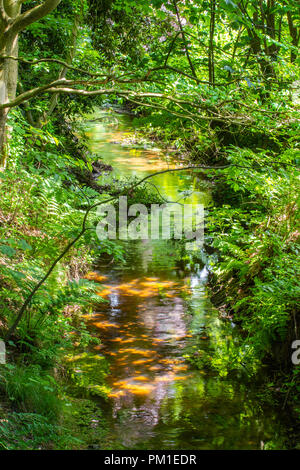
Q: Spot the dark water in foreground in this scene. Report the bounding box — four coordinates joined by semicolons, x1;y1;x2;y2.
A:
78;111;285;450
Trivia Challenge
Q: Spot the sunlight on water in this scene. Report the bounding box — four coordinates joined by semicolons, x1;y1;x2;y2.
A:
80;110;286;450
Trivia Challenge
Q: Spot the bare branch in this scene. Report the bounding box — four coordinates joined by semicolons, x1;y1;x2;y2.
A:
118;94;249;126
0;2;6;21
0;78;73;108
0;72;285;128
164;31;181;66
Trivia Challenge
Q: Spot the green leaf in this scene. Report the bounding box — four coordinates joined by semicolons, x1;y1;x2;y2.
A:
0;245;16;258
17;239;32;251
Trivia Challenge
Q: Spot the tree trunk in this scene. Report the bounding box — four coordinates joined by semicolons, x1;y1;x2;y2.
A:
208;0;216;87
287;11;299;63
238;3;276;81
0;0;61;167
0;0;21;168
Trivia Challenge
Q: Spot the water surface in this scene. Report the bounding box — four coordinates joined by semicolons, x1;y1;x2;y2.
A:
81;110;285;450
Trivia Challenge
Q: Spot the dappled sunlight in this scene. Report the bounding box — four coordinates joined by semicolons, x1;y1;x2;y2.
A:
84;265;196;416
149;365;160;371
132;358;154;365
117;348;156;357
154;374;175;384
96;278;182;300
115;383;154;396
92;320;120;329
122;338;138;344
97;287;112;297
158;358;184;366
173;364;189;372
110;337;124;342
85;268;195;408
64;108;291;451
84;272;108;282
132;375;151;382
80;218;202;447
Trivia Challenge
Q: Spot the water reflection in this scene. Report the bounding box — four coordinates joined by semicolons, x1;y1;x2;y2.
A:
81;111;285;450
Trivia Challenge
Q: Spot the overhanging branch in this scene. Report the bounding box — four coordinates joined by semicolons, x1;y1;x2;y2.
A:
1;55;245;87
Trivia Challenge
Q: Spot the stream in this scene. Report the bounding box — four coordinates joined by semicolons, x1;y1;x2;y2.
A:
78;110;286;450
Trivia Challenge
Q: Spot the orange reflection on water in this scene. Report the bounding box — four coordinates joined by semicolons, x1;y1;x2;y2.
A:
134;376;150;382
93;321;120;329
132;359;154;365
108;391;126;398
173;375;192;380
122;338;137;344
112;379;154;396
85;272;108;282
97;288;112;297
154;374;174;384
95;277;182;301
118;348;156;357
86;270;192;409
173;364;189;372
121;384;154;396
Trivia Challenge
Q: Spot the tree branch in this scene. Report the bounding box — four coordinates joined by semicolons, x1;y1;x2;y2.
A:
47;13;81;118
0;0;10;23
1;55;246;87
0;55;109;78
0;81;211;109
9;0;61;35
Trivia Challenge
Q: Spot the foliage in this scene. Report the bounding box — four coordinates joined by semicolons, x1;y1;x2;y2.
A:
0;411;79;450
206;146;299;366
0;0;299;450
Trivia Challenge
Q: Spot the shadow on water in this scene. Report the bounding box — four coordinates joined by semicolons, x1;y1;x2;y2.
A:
79;110;286;450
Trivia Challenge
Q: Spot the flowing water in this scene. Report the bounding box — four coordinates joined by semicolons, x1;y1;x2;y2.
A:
79;110;285;450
